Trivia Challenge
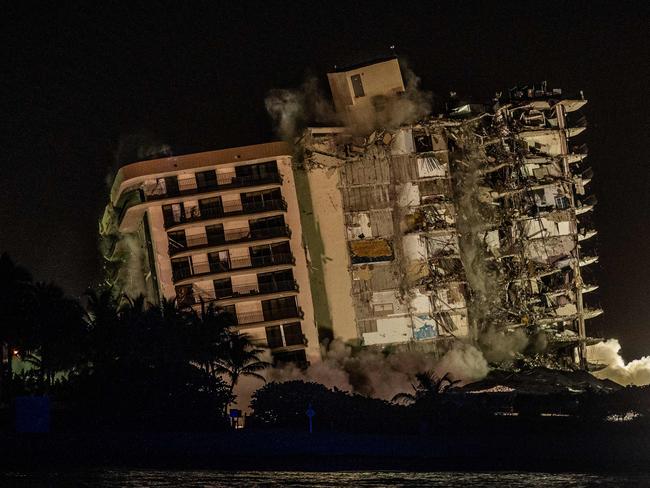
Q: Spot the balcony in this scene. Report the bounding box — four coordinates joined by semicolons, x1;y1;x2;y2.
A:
164;198;287;229
234;306;304;326
172;253;295;282
149;171;282;201
183;280;299;305
168;225;291;256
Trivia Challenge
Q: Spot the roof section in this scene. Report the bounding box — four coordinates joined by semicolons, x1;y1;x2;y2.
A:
331;55;398;73
118;141;291;182
111;141;291;203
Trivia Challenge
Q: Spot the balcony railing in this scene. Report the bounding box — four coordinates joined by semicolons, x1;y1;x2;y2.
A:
172;253;295;282
168;225;291;256
182;280;299;304
235;306;304;325
164;198;287;228
148;171;282;201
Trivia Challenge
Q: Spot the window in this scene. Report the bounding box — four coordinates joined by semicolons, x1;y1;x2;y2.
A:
162;203;184;226
242;188;282;209
199;197;223;218
195;170;217;189
164;176;179;195
208;250;230;273
250;215;286;239
213;278;233;299
351;74;365;98
168;230;187;250
235;161;279;181
265;326;284;349
171;258;191;280
263;297;297;320
283;323;304;346
206;224;225;245
258;269;294;293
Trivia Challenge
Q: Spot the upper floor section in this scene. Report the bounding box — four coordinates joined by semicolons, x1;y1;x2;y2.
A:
327;57;405;123
107;142;292;233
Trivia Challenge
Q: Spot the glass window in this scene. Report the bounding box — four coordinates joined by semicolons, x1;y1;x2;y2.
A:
351;74;365;98
283;323;304;346
265;326;284;349
196;170;217;189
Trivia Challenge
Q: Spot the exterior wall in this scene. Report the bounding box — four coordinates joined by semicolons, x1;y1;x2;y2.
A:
278;157;322;361
147;206;176;300
302;165;358;343
111;143;321;364
327;58;404;114
327;58;405;129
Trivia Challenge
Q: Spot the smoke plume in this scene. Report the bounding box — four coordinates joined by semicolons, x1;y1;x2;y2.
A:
265;77;340;143
233;339;489;410
587;339;650;386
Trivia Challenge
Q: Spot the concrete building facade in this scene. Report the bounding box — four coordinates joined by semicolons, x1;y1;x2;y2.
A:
102;57;599;368
295;58;598;366
101;142;321;364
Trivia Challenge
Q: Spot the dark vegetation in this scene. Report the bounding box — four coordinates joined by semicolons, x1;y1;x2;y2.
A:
2;252;649;438
0;253;267;431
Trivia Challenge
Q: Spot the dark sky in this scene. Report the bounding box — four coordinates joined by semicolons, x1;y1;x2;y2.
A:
3;2;649;359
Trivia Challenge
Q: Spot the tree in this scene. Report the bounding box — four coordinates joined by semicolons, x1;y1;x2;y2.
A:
392;371;461;404
186;301;235;375
23;282;87;391
0;253;33;400
212;332;270;409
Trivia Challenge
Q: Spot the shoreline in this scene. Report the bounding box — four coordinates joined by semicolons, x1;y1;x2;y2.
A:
2;428;649;473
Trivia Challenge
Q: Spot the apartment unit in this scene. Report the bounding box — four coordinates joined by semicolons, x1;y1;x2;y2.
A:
101;142;320;364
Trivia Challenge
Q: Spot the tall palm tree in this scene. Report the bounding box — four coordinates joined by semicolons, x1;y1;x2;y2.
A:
212;332;270;409
0;253;33;399
24;282;87;390
187;301;234;374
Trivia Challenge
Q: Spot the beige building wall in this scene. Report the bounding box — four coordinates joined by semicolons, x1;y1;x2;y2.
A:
304;166;357;343
278;157;322;361
111;142;322;363
327;58;405;127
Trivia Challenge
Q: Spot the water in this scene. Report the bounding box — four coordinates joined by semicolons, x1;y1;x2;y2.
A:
2;470;650;487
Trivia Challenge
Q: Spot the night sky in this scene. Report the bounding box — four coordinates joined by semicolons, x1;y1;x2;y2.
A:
3;2;649;359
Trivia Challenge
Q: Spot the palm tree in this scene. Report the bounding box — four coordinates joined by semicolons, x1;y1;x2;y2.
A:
186;301;235;375
0;253;33;399
24;282;87;390
212;332;270;410
392;371;461;405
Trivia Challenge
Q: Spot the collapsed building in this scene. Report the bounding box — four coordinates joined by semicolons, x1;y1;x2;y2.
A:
100;56;601;369
295;57;601;368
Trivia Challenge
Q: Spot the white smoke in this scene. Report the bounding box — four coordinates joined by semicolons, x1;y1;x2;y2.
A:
265;77;340;142
587;339;650;386
479;327;529;363
233;339;489;410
